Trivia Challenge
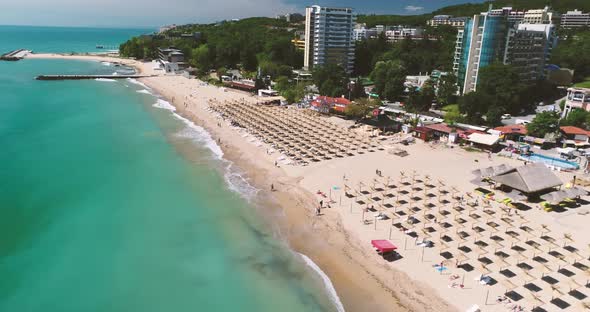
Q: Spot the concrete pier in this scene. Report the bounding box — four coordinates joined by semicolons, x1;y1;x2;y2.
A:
35;75;154;81
1;49;31;61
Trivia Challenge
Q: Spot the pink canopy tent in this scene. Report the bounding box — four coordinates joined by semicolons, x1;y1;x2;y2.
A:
371;240;398;253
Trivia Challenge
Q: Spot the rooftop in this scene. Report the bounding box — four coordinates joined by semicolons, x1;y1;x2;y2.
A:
491;163;563;194
560;126;589;136
494;124;527;135
425;123;455;134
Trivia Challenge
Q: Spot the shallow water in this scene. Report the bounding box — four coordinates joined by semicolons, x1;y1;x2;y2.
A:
0;27;337;312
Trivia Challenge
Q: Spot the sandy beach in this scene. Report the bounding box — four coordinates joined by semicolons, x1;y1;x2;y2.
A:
27;53;590;312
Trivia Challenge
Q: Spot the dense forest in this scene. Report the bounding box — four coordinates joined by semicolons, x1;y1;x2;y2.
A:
120;17;303;76
354;25;457;77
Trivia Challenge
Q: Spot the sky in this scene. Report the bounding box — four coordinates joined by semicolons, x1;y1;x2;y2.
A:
0;0;486;28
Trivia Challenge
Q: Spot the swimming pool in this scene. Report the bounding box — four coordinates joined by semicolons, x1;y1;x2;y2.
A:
519;153;579;170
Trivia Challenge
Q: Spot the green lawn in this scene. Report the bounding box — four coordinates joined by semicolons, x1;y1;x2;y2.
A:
574;78;590;88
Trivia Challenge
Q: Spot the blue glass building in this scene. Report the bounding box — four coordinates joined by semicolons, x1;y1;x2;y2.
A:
454;13;508;94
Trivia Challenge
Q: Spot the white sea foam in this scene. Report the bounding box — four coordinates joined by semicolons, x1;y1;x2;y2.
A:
136;89;152;95
127;78;150;90
299;253;345;312
171;113;224;159
101;61;111;66
153;99;176;111
223;163;259;200
95;78;116;82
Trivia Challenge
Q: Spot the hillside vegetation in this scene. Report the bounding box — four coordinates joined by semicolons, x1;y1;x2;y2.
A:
358;0;590;27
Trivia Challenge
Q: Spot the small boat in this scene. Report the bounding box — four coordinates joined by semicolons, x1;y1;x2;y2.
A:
96;45;104;49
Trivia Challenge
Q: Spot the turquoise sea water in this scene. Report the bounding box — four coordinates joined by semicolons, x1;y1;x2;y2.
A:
0;27;337;311
0;25;151;53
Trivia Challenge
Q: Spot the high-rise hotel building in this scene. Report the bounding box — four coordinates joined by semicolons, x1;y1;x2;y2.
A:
304;5;356;73
454;6;557;94
454;12;508;94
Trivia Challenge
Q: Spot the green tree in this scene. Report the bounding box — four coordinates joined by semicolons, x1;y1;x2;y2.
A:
312;64;348;97
281;83;307;104
344;98;375;119
437;73;458;106
191;44;211;72
405;80;436;113
459;91;488;124
274;76;290;92
349;79;367;100
477;63;523;115
551;31;590;82
370;60;407;101
442;104;462;125
217;67;228;83
526;111;560;138
561;109;589;129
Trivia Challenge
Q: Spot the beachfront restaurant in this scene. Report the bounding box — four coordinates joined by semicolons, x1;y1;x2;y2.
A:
423;123;460;144
412;126;433;141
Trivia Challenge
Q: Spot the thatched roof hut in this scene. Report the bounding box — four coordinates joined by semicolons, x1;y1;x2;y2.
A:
490;163;563;194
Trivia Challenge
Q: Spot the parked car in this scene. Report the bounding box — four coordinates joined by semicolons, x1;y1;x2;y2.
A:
501;114;512;120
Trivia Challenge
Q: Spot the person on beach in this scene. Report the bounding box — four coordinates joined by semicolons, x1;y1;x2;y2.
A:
319;200;323;207
316;206;321;216
271;184;274;191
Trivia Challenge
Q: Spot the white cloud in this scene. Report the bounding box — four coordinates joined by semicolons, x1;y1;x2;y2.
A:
404;5;424;12
0;0;299;27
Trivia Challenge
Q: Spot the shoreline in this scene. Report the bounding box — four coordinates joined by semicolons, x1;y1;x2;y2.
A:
25;53;456;312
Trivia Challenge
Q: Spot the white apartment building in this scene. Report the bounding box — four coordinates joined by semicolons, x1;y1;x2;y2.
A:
523;6;553;24
427;15;469;28
562;88;590;118
352;24;381;41
304;5;356;73
560;9;590;29
385;26;424;42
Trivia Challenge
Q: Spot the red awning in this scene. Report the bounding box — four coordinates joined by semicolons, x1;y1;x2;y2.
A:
371;240;398;253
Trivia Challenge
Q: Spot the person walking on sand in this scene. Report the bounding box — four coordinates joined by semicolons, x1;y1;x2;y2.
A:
319;200;323;207
271;184;275;191
316;206;321;216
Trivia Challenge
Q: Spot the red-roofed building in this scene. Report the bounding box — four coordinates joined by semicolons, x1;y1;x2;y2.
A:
423;123;462;143
310;96;352;114
560;126;590;146
494;124;528;141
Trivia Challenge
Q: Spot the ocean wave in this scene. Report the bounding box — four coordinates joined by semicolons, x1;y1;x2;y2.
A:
223;163;259;200
95;78;116;82
171;113;223;159
127;78;150;90
298;253;345;312
101;61;111;66
153;99;176;111
136;89;152;95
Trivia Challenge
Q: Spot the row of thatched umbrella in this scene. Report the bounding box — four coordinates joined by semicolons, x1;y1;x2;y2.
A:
210;100;382;164
344;171;590;311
